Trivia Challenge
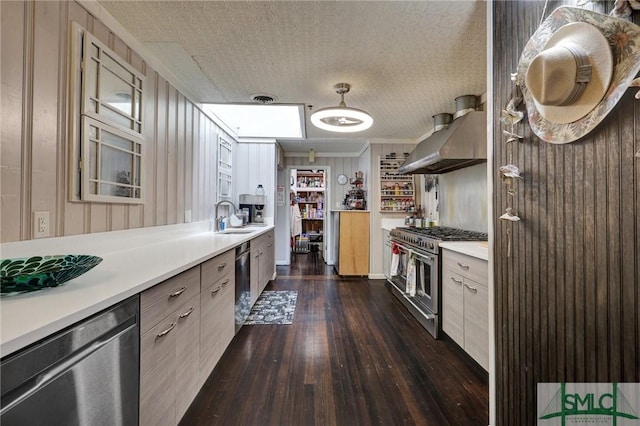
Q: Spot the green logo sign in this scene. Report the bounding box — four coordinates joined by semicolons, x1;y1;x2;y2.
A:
538;383;640;425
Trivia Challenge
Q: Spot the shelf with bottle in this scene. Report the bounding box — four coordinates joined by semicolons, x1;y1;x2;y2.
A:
295;176;324;189
380;182;414;196
295;191;324;203
301;209;324;220
380;199;416;212
378;156;415;213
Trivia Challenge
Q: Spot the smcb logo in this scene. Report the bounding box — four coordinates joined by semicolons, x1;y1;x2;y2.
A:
538;383;640;425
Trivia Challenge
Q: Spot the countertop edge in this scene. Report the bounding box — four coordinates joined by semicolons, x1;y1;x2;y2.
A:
439;241;489;261
1;222;274;358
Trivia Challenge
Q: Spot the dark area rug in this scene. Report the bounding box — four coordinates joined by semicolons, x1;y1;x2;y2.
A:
244;290;297;325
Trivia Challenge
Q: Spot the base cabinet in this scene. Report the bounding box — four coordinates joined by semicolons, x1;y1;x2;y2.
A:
334;211;370;276
139;235;272;425
250;230;275;306
442;249;489;371
261;230;275;292
200;249;235;382
139;267;201;426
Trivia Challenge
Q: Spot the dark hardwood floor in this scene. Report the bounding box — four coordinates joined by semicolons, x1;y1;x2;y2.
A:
180;256;489;425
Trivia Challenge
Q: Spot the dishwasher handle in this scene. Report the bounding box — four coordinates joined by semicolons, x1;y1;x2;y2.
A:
0;315;137;416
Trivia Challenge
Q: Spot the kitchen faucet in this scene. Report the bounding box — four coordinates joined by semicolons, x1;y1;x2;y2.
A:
214;200;238;231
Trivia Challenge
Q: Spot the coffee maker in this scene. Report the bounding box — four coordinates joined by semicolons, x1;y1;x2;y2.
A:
239;194;266;223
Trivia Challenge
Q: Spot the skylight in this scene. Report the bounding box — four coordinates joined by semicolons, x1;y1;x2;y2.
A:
204;104;305;139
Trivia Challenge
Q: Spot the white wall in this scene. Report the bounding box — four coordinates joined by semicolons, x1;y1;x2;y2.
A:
234;142;277;220
437;163;488;233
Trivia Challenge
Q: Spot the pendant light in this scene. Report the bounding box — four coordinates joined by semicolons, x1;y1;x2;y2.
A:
310;83;373;133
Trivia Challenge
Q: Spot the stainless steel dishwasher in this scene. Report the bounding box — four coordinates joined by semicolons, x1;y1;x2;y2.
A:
0;295;140;426
235;241;251;332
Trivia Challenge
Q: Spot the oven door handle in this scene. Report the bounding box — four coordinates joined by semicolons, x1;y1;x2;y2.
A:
391;242;436;265
411;251;436;264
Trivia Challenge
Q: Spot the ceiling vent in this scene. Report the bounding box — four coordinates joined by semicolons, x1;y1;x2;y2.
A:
250;93;277;104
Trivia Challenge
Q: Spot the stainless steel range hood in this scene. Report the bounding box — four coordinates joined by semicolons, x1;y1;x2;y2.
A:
398;110;487;175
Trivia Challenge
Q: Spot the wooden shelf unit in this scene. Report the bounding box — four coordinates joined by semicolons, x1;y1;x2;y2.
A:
379;157;415;212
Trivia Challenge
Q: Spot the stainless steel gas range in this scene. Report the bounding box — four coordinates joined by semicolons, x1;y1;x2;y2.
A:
387;226;487;338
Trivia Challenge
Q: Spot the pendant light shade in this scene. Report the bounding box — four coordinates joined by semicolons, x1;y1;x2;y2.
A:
310;83;373;133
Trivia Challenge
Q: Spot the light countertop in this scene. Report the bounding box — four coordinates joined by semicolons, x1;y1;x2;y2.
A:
439;241;489;261
0;222;273;358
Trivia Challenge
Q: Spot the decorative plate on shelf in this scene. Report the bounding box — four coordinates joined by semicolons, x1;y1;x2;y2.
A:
1;254;103;296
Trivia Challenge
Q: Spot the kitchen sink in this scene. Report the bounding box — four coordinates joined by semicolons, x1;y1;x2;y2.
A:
219;228;255;234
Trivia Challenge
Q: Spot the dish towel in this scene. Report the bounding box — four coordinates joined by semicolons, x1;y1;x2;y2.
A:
290;203;302;237
390;242;400;276
406;252;416;297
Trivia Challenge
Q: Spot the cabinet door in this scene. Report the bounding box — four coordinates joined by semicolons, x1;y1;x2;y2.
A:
441;269;464;347
140;315;178;426
338;212;369;275
261;231;275;291
266;240;275;284
175;296;201;420
217;278;236;357
463;278;489;371
200;279;225;381
250;247;260;306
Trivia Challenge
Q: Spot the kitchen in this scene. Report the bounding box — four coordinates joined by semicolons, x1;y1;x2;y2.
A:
2;1;640;425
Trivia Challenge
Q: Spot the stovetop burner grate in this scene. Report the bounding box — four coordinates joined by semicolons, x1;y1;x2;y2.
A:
393;226;487;241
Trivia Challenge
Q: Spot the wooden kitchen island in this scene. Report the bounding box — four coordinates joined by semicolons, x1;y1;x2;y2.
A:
331;210;370;276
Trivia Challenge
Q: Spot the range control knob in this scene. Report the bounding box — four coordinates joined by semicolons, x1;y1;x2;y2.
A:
428;242;435;250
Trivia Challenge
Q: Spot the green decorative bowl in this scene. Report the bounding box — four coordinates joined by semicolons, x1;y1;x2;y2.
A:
1;255;103;295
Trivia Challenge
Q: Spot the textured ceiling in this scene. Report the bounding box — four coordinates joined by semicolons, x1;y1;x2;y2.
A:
97;0;487;153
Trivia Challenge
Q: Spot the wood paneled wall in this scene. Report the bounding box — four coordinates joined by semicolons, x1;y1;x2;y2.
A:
493;1;640;424
0;1;229;242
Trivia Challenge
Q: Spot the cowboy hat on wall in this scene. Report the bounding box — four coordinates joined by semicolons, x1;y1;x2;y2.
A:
516;6;640;144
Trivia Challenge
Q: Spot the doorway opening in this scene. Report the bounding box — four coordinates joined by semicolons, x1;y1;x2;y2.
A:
286;165;331;266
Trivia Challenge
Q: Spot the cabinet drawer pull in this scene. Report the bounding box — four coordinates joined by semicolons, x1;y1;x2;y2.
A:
456;262;470;270
217;262;227;271
169;286;187;298
156;323;176;339
464;284;478;293
179;307;194;319
221;279;230;287
450;277;463;285
211;286;221;296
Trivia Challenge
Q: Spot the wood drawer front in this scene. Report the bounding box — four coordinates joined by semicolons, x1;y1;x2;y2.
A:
442;251;488;285
199;273;234;380
201;249;235;290
140;315;178;426
175;295;201;421
141;266;201;335
252;234;266;251
263;230;274;245
217;283;236;357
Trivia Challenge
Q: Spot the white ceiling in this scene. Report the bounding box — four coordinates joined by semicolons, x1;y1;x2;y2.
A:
97;0;487;153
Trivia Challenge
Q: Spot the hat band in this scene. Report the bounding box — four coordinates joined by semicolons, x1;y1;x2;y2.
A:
559;43;592;106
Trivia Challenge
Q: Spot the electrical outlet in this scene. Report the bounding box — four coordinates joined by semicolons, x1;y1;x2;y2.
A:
185;210;192;223
33;211;50;238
